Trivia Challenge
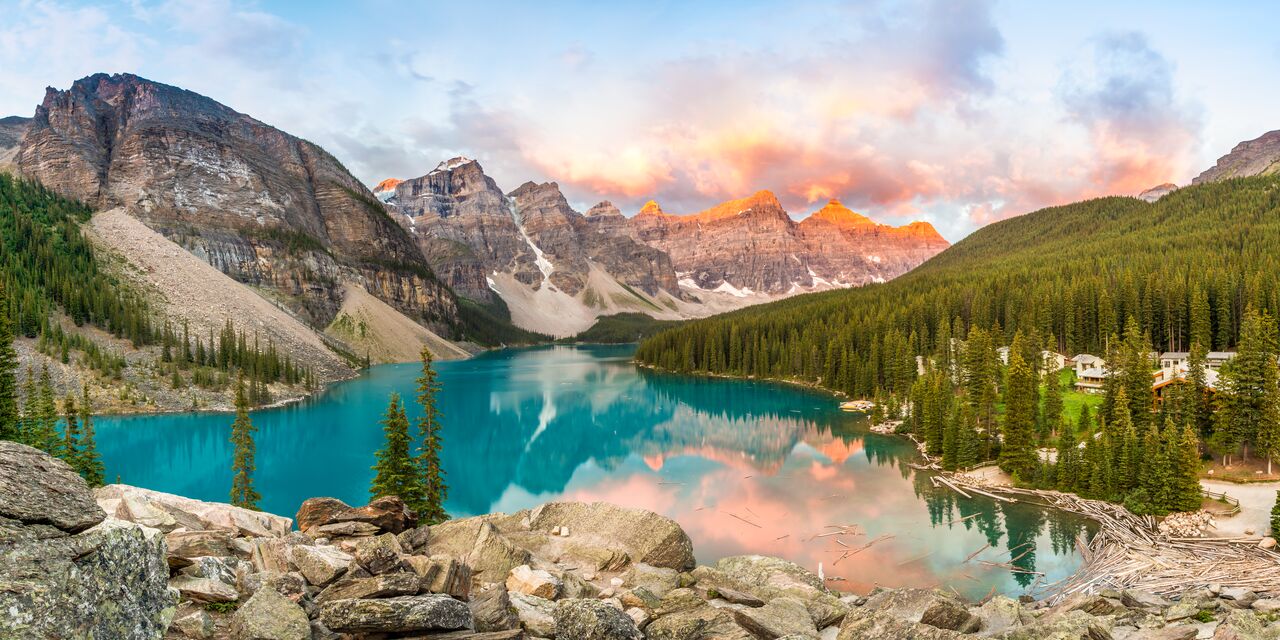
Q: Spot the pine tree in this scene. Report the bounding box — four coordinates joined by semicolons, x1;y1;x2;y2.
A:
1214;307;1279;466
77;384;104;487
1000;336;1039;479
1170;423;1204;512
1041;367;1064;444
0;281;17;442
61;393;80;468
1056;416;1079;493
32;365;60;455
229;375;261;510
413;347;449;525
1270;490;1280;536
371;393;421;504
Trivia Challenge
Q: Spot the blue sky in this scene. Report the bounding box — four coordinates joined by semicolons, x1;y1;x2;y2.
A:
2;0;1277;240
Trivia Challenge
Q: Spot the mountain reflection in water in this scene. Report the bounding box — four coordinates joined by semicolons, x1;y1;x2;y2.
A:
96;344;1092;598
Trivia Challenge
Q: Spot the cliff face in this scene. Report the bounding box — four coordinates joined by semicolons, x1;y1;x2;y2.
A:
0;115;29;169
383;160;687;335
631;194;949;294
1193;130;1280;184
14;73;457;330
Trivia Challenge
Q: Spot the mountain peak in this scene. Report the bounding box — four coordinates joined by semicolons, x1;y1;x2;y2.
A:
373;178;402;193
430;156;476;174
1137;183;1178;203
809;199;874;228
638;200;666;217
586;201;622;217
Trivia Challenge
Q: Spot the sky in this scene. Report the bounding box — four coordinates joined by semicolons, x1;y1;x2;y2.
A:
1;0;1277;241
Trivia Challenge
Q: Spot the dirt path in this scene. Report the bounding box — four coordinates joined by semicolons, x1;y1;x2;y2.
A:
1201;479;1279;537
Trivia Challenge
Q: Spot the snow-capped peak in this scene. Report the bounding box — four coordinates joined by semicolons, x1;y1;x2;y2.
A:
429;156;476;174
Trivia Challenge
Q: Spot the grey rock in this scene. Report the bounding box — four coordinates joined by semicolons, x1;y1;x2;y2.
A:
0;441;104;533
470;583;521;632
1217;587;1257;607
509;591;558;637
837;609;966;639
1251;598;1280;613
290;543;352;587
919;598;981;633
645;604;757;640
171;574;239;603
1123;590;1173;610
734;596;820;638
165;529;235;564
1127;625;1199;640
555;597;645;639
710;586;765;607
319;594;473;633
230;586;310;640
623;562;680;598
172;609;215;638
0;516;174;639
529;501;696;571
239;571;307;602
345;531;409;574
316;571;419;603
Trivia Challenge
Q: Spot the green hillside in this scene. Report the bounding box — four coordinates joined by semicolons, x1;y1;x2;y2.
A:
637;176;1280;399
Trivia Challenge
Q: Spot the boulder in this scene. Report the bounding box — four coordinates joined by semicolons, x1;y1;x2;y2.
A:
507;564;563;599
405;554;473;598
312;521;380;537
399;524;431;554
734;596;820;638
622;562;680;598
1127;626;1198;640
344;532;409;574
711;586;765;607
165;529;235;564
296;495;415;535
0;515;174;639
319;594;473;633
655;587;708;616
838;609;967;640
644;604;757;640
471;583;521;632
528;502;695;570
555;598;645;640
510;592;559;637
973;595;1028;636
96;484;291;537
1122;590;1173;610
239;571;308;602
0;441;104;532
290;543;353;587
469;521;533;577
919;598;981;633
1251;598;1280;613
170;575;239;603
316;572;419;603
178;555;242;586
172;609;215;638
1217;587;1257;607
296;497;349;532
230;586;310;640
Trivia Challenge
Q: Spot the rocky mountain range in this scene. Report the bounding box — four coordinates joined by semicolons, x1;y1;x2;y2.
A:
378;161;949;336
0;72;945;344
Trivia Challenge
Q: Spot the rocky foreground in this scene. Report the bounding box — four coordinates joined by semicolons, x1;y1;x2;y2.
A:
3;442;1279;639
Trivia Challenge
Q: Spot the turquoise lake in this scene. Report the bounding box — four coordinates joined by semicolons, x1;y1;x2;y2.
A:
96;344;1092;599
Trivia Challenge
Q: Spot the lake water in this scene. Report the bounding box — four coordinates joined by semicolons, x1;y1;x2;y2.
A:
96;344;1092;599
